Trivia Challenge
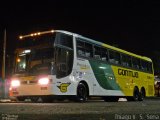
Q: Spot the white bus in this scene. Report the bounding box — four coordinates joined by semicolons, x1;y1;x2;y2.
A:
9;30;155;102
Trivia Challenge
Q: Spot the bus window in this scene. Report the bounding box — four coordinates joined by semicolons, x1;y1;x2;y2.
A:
141;60;148;71
85;42;93;58
55;33;73;49
101;48;108;62
147;62;153;73
121;54;132;67
94;46;101;60
109;50;121;65
76;39;93;58
77;40;85;57
56;48;73;78
16;55;27;72
132;57;140;69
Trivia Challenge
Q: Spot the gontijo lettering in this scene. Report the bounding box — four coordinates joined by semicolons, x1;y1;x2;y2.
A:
118;68;138;78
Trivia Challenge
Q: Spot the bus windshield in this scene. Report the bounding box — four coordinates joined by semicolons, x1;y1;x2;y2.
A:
29;47;54;75
16;47;54;75
15;33;56;75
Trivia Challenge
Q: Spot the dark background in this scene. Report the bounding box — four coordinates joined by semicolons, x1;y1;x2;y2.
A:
0;0;160;76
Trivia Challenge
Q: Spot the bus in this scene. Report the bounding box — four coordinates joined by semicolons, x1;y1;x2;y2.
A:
9;29;155;102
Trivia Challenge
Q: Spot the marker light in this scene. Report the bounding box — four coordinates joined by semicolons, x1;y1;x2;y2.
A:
19;36;23;39
19;29;55;39
11;80;20;87
17;58;21;62
51;30;54;33
38;78;49;85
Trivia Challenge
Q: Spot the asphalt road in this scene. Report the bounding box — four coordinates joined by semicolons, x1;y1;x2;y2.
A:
0;98;160;120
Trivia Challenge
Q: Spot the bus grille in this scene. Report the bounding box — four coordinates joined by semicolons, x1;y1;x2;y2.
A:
21;80;37;85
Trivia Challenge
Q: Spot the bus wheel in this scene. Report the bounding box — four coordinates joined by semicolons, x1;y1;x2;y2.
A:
133;87;139;101
138;88;145;101
127;87;139;101
76;83;88;102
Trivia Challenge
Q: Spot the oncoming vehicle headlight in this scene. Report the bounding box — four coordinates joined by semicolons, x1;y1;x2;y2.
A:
11;80;20;87
38;78;49;85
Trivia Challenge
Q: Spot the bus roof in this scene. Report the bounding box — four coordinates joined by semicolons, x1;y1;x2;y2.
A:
18;29;152;62
56;30;152;62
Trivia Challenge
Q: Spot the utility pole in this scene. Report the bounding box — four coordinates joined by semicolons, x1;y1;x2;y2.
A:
2;29;6;80
1;29;6;99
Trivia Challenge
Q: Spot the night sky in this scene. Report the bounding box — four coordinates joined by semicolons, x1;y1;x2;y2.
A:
0;0;159;63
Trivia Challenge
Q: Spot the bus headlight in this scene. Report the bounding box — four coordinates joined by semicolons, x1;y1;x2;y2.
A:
11;80;20;87
38;77;49;85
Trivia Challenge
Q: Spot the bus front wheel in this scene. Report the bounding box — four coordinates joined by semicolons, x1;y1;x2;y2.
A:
76;83;88;102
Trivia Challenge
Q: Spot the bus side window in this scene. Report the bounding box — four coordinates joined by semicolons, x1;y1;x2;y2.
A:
85;42;93;58
94;46;101;60
147;62;153;73
121;54;132;67
114;52;121;64
141;60;148;71
109;50;115;64
77;40;85;57
78;49;85;57
132;57;140;69
109;50;120;65
101;48;108;62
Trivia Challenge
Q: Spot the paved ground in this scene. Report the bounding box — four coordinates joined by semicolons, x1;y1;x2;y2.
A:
0;97;160;120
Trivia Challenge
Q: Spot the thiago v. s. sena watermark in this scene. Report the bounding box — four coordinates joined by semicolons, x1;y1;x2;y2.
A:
1;114;18;120
115;114;136;120
115;113;160;120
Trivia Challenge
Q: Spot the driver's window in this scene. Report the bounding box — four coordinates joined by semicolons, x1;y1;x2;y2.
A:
56;48;73;78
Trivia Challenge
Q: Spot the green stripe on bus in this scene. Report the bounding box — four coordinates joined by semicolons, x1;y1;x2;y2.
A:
89;60;121;90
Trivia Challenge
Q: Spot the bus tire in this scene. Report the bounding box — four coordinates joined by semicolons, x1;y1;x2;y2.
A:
76;82;88;102
138;88;145;101
127;87;139;101
133;87;139;101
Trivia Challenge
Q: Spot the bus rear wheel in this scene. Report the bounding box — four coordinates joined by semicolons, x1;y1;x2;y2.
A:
127;87;139;101
76;83;88;102
138;88;145;101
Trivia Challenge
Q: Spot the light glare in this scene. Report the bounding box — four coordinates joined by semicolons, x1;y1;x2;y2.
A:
38;78;49;85
11;80;20;87
19;36;23;39
17;58;21;62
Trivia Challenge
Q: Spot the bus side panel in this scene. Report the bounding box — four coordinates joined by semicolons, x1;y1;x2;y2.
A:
88;60;124;96
111;66;155;97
